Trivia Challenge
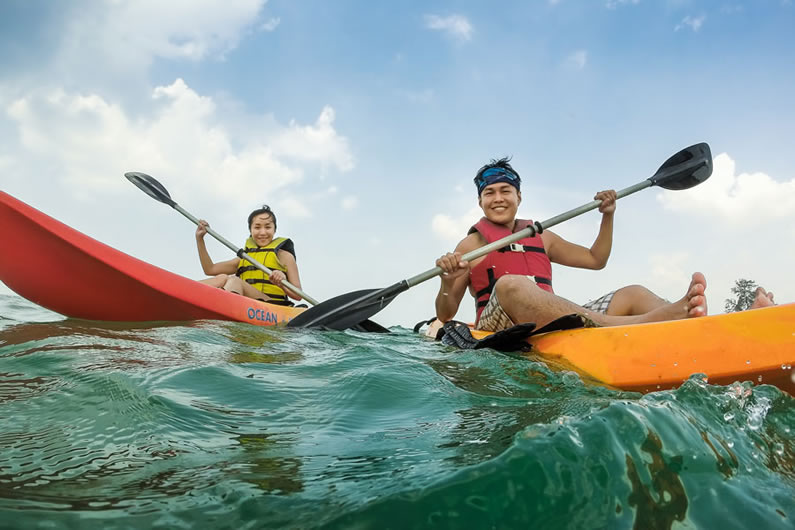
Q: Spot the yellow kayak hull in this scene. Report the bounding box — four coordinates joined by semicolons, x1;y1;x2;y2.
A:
467;304;795;394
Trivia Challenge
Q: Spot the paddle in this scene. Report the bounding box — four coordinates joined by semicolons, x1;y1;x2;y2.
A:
287;142;713;330
124;172;389;333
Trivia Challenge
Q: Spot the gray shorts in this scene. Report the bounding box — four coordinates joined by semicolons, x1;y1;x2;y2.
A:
476;289;616;332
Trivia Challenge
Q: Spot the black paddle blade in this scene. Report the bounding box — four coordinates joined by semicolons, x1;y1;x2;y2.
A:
287;286;404;330
649;142;712;190
125;172;177;207
352;319;391;333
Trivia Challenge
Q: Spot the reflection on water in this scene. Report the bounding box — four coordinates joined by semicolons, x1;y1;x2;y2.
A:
0;294;793;528
626;430;688;529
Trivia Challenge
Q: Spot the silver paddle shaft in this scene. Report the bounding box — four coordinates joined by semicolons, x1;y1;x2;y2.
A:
175;203;319;305
404;179;653;288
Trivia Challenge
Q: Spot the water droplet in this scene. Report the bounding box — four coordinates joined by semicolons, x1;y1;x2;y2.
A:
746;360;751;365
673;362;678;367
727;441;734;448
758;375;763;383
723;412;735;422
774;443;784;456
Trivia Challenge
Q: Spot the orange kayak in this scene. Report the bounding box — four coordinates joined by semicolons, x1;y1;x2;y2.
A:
456;305;795;395
0;191;305;326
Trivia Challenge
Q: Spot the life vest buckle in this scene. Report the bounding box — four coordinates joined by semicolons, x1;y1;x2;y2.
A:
509;243;524;253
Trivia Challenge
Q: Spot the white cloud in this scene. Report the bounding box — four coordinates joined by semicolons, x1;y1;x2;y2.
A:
261;17;281;32
4;79;354;212
565;50;588;70
400;88;435;104
606;0;640;9
269;106;355;171
657;152;795;226
675;15;706;32
648;251;691;291
431;206;482;244
278;196;311;218
341;196;358;210
56;0;269;75
720;5;743;15
424;14;474;41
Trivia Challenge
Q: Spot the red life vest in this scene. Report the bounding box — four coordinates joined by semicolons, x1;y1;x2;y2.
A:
468;217;553;324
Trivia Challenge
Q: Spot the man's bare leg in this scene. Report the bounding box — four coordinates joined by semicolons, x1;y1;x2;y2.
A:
496;272;707;329
749;287;776;309
605;285;668;316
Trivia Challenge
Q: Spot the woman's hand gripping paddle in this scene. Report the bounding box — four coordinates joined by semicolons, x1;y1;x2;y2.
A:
125;172;389;333
287;142;713;331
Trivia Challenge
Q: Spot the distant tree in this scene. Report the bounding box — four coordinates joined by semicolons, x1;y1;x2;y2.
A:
724;278;758;312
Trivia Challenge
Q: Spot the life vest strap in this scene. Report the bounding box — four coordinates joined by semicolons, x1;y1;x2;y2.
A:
497;244;546;254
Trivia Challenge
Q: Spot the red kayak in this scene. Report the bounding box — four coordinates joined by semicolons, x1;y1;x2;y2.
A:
0;191;305;325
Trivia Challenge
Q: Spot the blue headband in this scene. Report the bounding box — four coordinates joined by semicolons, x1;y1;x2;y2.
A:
474;167;521;195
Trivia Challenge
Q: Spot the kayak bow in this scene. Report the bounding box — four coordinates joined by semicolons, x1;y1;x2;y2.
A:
0;191;305;326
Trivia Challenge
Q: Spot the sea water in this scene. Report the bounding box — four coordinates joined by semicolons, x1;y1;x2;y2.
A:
0;294;792;529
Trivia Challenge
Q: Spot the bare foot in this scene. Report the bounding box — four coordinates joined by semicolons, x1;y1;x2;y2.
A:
638;272;707;323
749;287;776;309
683;271;708;317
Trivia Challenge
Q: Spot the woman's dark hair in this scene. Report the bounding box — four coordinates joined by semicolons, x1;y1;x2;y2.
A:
247;205;277;229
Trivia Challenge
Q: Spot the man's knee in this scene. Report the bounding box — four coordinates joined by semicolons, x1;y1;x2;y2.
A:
609;284;663;315
494;275;537;299
615;284;650;297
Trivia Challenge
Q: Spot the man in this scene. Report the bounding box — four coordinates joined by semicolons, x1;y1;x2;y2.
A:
435;157;707;331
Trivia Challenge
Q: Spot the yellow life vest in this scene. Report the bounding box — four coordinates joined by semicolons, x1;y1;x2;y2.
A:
236;237;294;305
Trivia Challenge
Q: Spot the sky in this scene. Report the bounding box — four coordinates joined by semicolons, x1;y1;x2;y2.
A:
1;0;794;328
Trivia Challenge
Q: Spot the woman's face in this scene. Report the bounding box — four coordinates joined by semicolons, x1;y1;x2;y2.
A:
249;213;276;246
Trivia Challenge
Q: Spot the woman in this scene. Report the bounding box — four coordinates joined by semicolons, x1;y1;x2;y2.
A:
196;205;302;305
